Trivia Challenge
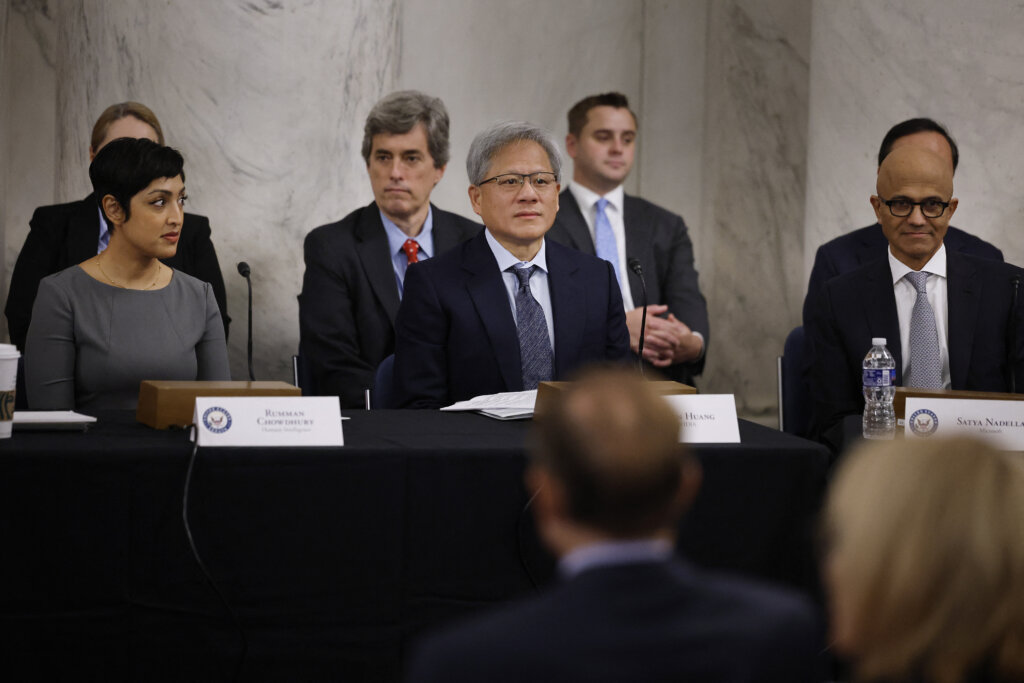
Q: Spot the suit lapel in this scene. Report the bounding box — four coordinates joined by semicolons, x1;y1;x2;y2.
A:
946;251;980;389
547;242;585;378
463;233;522;391
70;194;102;263
862;259;904;384
432;204;462;254
554;190;596;255
354;204;401;323
622;195;653;307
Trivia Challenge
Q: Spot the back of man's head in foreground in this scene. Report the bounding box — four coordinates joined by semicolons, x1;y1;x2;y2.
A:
529;368;699;547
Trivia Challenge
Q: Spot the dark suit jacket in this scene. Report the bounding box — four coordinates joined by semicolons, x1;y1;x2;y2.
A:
406;559;823;683
298;202;480;408
802;223;1003;324
392;232;630;409
548;189;709;384
5;194;230;350
806;251;1024;437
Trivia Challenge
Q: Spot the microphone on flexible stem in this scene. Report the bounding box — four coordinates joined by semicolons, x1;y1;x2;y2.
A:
1010;275;1020;394
628;257;647;376
237;262;255;382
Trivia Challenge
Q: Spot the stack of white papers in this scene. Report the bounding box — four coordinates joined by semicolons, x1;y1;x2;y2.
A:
13;411;97;431
440;390;537;420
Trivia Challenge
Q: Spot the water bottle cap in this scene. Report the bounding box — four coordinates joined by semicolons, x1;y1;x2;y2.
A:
872;337;887;346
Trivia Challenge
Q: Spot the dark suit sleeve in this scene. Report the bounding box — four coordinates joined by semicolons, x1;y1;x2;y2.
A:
392;263;450;410
661;213;709;376
5;207;65;351
806;280;861;439
802;243;840;326
298;228;377;406
602;260;632;362
180;215;230;338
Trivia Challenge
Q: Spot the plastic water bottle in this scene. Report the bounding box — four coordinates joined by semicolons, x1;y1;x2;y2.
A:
862;337;896;439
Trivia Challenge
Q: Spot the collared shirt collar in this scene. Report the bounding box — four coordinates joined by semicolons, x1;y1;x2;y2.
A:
380;206;434;259
484;228;548;273
888;242;947;285
569;180;624;215
559;538;673;578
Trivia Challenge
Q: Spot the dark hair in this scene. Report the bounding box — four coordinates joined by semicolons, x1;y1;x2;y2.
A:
90;101;165;151
89;138;184;224
361;90;450;168
877;118;958;170
567;92;637;138
532;367;687;536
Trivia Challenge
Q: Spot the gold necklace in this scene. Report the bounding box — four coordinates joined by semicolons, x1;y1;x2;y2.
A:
96;254;162;290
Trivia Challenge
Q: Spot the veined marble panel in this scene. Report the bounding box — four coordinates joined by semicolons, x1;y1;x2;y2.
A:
54;0;399;381
1;0;57;344
700;0;811;417
804;1;1024;279
399;0;643;219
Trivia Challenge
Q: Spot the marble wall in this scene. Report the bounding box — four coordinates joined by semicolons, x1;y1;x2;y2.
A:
6;1;1021;420
804;2;1024;275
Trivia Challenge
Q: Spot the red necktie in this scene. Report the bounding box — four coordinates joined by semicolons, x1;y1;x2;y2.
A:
402;239;420;264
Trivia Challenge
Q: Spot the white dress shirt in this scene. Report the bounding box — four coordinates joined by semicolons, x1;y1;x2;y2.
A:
484;229;555;352
888;244;951;388
568;181;634;311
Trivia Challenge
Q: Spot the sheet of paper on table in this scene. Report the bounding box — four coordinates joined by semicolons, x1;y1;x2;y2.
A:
440;390;537;420
13;411;98;431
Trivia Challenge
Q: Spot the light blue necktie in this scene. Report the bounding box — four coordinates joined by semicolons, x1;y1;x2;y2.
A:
510;265;552;390
594;198;622;286
904;271;943;389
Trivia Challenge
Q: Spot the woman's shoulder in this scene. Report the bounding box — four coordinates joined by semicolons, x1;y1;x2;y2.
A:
168;268;211;293
39;264;94;292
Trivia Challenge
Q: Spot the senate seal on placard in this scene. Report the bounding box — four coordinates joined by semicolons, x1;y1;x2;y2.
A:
909;409;938;436
202;406;232;434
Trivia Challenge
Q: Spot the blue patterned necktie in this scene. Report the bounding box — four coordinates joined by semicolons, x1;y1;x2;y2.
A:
594;198;622;286
904;271;943;389
510;265;552;390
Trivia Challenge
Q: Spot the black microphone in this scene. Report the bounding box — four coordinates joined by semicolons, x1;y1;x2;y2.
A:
237;262;255;382
628;258;647;375
1011;275;1020;393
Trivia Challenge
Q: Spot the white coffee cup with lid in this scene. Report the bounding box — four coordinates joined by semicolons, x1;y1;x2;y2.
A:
0;343;21;438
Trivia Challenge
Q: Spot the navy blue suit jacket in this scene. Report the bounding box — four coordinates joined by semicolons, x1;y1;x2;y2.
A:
802;223;1003;325
406;559;823;683
549;190;709;384
392;231;630;409
298;202;480;408
806;250;1024;437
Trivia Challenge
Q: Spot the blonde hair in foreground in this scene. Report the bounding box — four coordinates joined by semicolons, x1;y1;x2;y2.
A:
825;437;1024;683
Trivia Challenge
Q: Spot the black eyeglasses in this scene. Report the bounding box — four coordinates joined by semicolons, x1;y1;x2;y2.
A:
877;196;951;218
478;172;558;191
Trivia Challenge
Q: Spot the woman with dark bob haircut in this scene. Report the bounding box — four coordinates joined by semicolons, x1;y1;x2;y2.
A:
25;138;230;410
823;436;1024;683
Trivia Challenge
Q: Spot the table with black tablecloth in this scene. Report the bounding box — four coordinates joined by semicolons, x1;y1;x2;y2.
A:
0;410;829;682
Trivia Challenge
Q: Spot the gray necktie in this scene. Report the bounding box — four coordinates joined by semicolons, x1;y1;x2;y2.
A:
510;265;552;390
904;271;943;389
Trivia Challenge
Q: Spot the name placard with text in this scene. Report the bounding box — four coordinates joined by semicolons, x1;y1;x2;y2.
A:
904;397;1024;450
193;396;343;447
663;394;741;443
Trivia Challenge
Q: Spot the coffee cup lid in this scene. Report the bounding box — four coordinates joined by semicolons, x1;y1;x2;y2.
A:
0;343;21;359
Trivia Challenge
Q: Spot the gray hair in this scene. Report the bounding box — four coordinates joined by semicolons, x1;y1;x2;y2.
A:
466;121;562;185
361;90;450;168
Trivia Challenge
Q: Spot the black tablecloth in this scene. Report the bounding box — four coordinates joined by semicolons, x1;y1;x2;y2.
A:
0;411;828;682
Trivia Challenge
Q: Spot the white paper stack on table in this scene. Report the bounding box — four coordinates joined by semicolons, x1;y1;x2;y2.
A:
441;390;537;420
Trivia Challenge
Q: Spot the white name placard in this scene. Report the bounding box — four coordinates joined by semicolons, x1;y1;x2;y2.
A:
904;397;1024;450
663;394;741;443
192;396;343;447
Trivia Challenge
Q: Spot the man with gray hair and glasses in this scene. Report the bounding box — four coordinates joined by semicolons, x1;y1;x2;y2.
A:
299;90;480;407
392;122;630;409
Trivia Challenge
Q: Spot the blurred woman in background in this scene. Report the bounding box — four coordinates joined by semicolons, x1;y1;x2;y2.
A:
823;436;1024;683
